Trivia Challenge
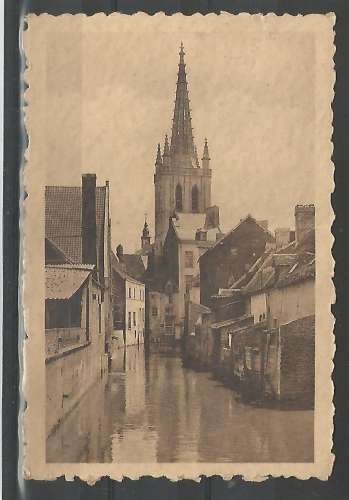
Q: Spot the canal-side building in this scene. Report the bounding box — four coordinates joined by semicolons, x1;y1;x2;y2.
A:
198;215;276;308
45;263;108;436
45;173;113;347
186;204;316;408
111;248;145;350
44;173;112;436
159;209;222;341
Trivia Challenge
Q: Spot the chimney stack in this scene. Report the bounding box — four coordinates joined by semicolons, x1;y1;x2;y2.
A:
295;204;315;245
116;244;124;262
81;174;97;267
205;206;220;229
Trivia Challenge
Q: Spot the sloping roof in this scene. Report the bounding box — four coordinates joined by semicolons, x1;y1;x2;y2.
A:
189;301;211;315
45;264;94;300
199;214;275;259
170;212;222;243
243;258;276;294
211;314;253;330
241;229;315;295
45;237;72;264
45;186;106;263
111;252;144;285
172;213;206;240
123;254;146;281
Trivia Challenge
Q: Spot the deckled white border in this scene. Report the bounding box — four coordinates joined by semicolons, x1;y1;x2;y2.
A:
22;12;335;484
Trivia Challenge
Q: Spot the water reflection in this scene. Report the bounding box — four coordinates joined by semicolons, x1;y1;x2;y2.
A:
46;345;314;463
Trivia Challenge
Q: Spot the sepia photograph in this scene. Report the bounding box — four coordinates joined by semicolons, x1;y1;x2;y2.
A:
23;13;334;480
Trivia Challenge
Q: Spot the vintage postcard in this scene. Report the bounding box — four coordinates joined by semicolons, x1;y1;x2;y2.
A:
22;13;334;482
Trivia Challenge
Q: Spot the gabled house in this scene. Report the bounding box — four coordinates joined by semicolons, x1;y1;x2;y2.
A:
45;174;113;345
158;207;222;341
111;248;145;349
226;205;316;406
44;174;111;436
199;215;276;307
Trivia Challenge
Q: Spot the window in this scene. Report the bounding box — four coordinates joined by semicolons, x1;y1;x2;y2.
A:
152;307;158;317
98;303;102;333
133;311;136;326
175;184;182;211
128;288;131;299
128;312;131;330
185;275;193;292
139;289;142;300
192;185;199;212
133;288;136;299
185;250;194;268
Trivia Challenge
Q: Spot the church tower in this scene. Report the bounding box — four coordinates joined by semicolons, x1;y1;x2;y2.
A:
154;43;212;254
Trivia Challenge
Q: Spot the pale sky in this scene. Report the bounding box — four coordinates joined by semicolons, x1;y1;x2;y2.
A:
40;15;316;252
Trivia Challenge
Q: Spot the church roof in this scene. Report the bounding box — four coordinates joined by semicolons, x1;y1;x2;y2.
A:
45;185;106;263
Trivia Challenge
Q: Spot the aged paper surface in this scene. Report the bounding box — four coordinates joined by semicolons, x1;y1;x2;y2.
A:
23;13;334;482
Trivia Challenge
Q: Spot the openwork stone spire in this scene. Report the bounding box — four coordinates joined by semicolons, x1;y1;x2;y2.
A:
170;43;197;169
155;143;162;167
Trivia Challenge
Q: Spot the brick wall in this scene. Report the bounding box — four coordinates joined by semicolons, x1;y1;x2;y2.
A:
280;315;315;406
46;335;108;437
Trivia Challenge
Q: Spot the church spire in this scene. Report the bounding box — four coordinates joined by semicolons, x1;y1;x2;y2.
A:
202;138;210;169
155;143;162;167
170;43;197;168
162;134;170;167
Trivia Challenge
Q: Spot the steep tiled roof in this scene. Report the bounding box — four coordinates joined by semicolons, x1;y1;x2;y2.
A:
199;214;275;259
241;229;315;295
45;264;94;300
111;252;144;285
123;254;146;281
45;186;106;263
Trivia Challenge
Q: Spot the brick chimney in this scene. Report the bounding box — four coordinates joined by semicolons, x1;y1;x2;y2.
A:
81;174;97;266
205;206;220;229
275;227;291;249
295;204;315;244
116;244;124;262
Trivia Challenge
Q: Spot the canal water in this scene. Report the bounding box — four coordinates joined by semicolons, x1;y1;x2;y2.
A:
46;345;314;463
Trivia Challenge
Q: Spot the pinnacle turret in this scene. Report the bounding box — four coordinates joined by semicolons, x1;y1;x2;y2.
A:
202;138;210;169
163;134;170;167
194;146;200;168
155;143;162;167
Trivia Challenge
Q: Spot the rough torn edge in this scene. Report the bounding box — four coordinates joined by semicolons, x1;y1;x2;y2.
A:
20;11;336;485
